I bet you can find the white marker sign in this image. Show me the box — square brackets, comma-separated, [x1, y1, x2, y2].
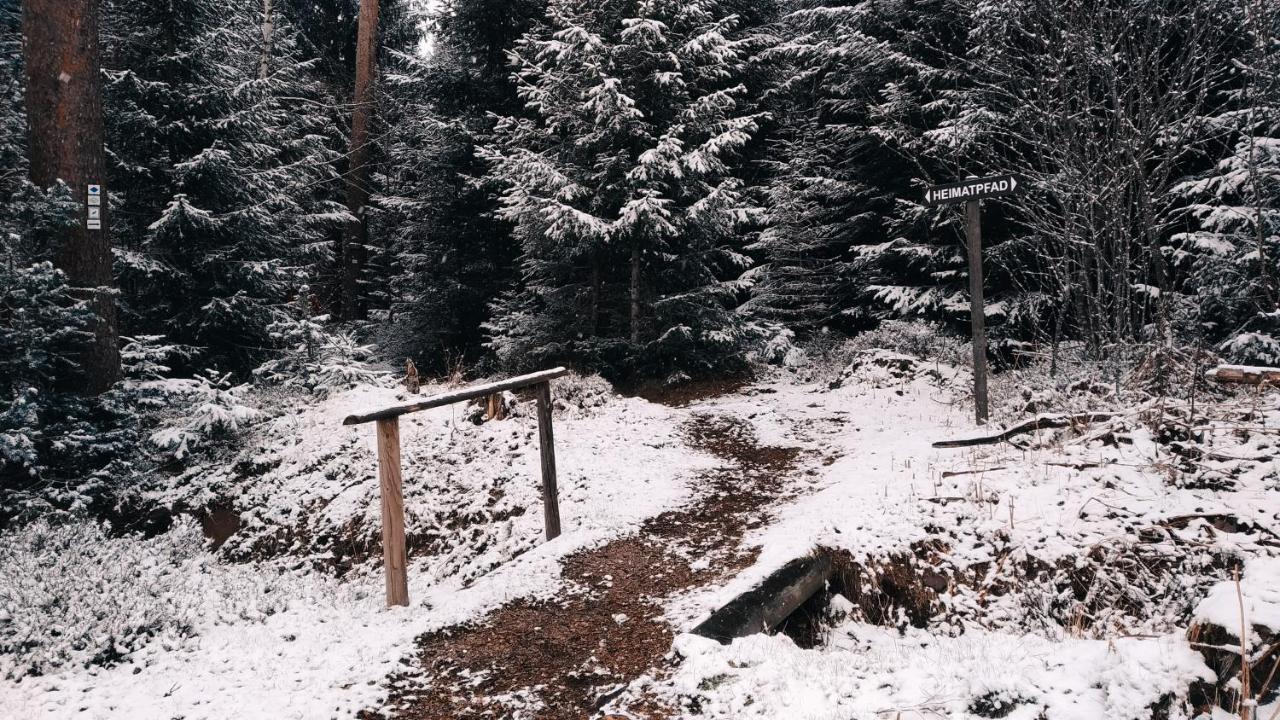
[87, 185, 103, 230]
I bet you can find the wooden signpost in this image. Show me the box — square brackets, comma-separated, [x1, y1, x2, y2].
[924, 174, 1021, 425]
[342, 367, 569, 607]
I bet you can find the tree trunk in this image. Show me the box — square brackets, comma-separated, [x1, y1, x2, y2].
[340, 0, 380, 321]
[22, 0, 121, 394]
[629, 238, 641, 344]
[589, 250, 601, 336]
[259, 0, 275, 81]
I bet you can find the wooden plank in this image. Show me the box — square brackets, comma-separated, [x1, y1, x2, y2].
[376, 418, 409, 607]
[343, 367, 569, 425]
[691, 553, 834, 643]
[965, 198, 990, 425]
[535, 382, 561, 541]
[1206, 365, 1280, 386]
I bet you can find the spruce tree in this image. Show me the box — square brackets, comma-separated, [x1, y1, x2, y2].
[747, 1, 919, 334]
[104, 0, 344, 374]
[377, 0, 544, 368]
[1171, 0, 1280, 364]
[483, 0, 762, 380]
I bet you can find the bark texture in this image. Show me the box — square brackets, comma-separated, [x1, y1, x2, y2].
[22, 0, 121, 393]
[340, 0, 381, 320]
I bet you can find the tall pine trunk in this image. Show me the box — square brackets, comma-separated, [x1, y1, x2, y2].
[259, 0, 274, 81]
[589, 251, 601, 336]
[340, 0, 380, 321]
[22, 0, 121, 393]
[629, 239, 641, 344]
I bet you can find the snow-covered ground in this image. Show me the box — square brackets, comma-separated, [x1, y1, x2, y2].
[3, 355, 1277, 719]
[645, 354, 1280, 719]
[0, 373, 717, 719]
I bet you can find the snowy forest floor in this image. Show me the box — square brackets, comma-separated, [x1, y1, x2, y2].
[2, 348, 1279, 720]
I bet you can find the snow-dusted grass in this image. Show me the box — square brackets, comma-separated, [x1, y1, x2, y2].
[0, 518, 317, 679]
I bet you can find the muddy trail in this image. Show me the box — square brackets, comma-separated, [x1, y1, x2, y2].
[362, 413, 807, 720]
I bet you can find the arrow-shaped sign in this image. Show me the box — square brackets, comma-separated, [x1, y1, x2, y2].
[924, 174, 1019, 207]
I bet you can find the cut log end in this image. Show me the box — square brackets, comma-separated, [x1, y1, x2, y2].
[1206, 365, 1280, 386]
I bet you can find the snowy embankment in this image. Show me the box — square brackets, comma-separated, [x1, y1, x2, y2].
[645, 352, 1280, 719]
[0, 373, 716, 719]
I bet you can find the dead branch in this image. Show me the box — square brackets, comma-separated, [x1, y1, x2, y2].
[932, 413, 1116, 448]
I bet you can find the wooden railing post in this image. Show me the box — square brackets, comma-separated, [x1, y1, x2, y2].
[535, 382, 561, 540]
[376, 418, 409, 607]
[344, 368, 569, 605]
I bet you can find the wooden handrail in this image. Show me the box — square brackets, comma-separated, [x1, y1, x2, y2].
[343, 366, 569, 607]
[342, 367, 569, 425]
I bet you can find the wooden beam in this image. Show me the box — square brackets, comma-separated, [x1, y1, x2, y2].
[1206, 365, 1280, 386]
[691, 553, 834, 643]
[535, 382, 561, 540]
[376, 418, 408, 607]
[343, 367, 569, 425]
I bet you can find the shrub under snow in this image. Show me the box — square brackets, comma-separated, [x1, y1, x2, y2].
[0, 518, 295, 679]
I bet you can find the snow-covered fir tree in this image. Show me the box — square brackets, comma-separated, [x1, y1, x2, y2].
[375, 0, 543, 368]
[1171, 0, 1280, 364]
[103, 0, 345, 375]
[483, 0, 763, 380]
[746, 1, 919, 334]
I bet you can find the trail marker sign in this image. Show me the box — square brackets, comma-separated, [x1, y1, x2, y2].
[86, 185, 103, 230]
[923, 175, 1018, 206]
[924, 174, 1023, 425]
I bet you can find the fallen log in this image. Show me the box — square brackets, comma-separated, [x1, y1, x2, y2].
[691, 553, 834, 643]
[932, 412, 1115, 448]
[1205, 365, 1280, 386]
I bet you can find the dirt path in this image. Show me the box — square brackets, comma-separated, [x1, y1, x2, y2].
[363, 411, 809, 719]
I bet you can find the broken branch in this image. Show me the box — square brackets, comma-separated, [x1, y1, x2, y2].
[932, 413, 1115, 448]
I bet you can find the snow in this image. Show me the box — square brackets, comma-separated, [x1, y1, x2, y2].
[0, 373, 718, 719]
[1194, 557, 1280, 639]
[4, 358, 1278, 718]
[669, 626, 1210, 720]
[644, 357, 1280, 718]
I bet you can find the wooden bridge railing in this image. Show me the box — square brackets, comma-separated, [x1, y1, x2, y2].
[343, 367, 569, 607]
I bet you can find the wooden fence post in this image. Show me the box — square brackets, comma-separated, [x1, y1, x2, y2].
[376, 418, 409, 607]
[535, 382, 561, 540]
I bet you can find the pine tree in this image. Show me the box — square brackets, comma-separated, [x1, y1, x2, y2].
[104, 0, 344, 374]
[376, 0, 544, 368]
[746, 1, 921, 334]
[1171, 0, 1280, 364]
[483, 0, 763, 380]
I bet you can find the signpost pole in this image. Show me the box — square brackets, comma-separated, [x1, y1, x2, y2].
[964, 199, 989, 424]
[923, 172, 1015, 425]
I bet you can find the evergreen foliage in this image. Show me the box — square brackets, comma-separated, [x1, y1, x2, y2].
[1171, 0, 1280, 364]
[482, 0, 764, 380]
[103, 0, 345, 375]
[373, 0, 544, 370]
